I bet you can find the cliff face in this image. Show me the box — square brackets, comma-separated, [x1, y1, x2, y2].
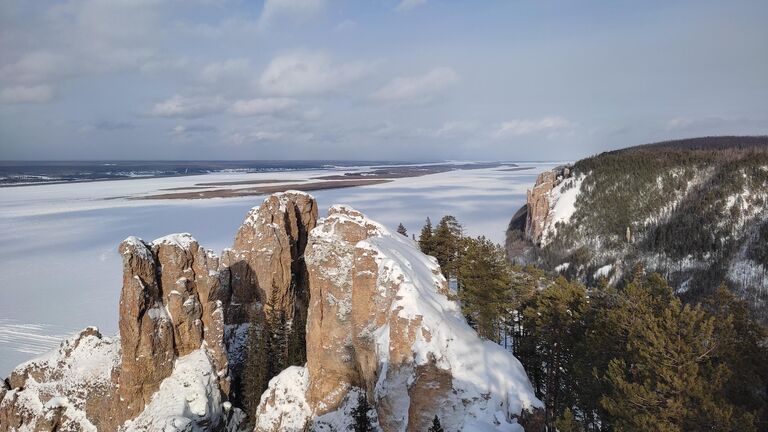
[506, 138, 768, 320]
[224, 191, 317, 324]
[524, 167, 572, 245]
[1, 192, 541, 432]
[257, 205, 541, 432]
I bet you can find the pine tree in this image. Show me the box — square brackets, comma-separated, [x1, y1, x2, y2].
[242, 314, 272, 418]
[600, 278, 738, 431]
[418, 218, 434, 255]
[554, 408, 579, 432]
[396, 223, 408, 236]
[427, 415, 444, 432]
[522, 277, 588, 428]
[351, 392, 373, 432]
[431, 215, 463, 278]
[287, 305, 307, 366]
[272, 310, 288, 373]
[457, 236, 513, 341]
[704, 284, 768, 429]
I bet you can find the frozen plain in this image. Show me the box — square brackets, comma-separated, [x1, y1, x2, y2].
[0, 163, 556, 374]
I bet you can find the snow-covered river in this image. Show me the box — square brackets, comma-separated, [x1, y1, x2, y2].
[0, 163, 554, 375]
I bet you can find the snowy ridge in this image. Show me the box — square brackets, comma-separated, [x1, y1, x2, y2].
[151, 233, 197, 250]
[361, 225, 541, 428]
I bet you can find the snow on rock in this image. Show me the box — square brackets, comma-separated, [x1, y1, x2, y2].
[254, 366, 312, 432]
[152, 232, 198, 250]
[257, 204, 542, 432]
[593, 264, 613, 279]
[121, 349, 230, 432]
[541, 174, 584, 245]
[0, 327, 117, 431]
[312, 387, 380, 432]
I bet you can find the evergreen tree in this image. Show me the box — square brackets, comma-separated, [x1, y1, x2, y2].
[600, 279, 738, 431]
[267, 289, 288, 373]
[431, 215, 463, 278]
[242, 314, 272, 418]
[418, 217, 434, 255]
[704, 284, 768, 429]
[396, 223, 408, 236]
[427, 415, 444, 432]
[522, 277, 588, 429]
[457, 236, 513, 341]
[351, 392, 373, 432]
[554, 408, 579, 432]
[287, 305, 307, 366]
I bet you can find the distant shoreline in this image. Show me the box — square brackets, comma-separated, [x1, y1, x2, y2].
[129, 162, 517, 200]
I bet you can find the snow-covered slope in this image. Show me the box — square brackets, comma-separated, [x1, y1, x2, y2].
[540, 174, 584, 245]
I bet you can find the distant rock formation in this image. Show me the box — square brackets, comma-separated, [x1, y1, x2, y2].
[524, 166, 572, 245]
[257, 205, 542, 432]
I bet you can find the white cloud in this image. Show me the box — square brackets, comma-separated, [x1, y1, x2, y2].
[225, 130, 285, 146]
[171, 124, 217, 135]
[396, 0, 427, 12]
[229, 98, 298, 116]
[371, 67, 459, 104]
[430, 120, 479, 137]
[0, 52, 68, 84]
[200, 58, 251, 84]
[1, 85, 54, 104]
[494, 116, 574, 137]
[258, 0, 326, 29]
[149, 94, 226, 118]
[259, 52, 374, 96]
[334, 19, 357, 32]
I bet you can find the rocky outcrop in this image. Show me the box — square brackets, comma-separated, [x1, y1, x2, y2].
[0, 192, 318, 432]
[525, 166, 572, 245]
[222, 191, 318, 324]
[257, 205, 542, 432]
[525, 171, 557, 243]
[116, 233, 229, 425]
[0, 327, 119, 431]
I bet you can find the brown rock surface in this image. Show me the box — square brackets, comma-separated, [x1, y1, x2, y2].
[525, 170, 556, 244]
[224, 191, 318, 322]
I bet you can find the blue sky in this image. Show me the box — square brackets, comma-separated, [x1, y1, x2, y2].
[0, 0, 766, 161]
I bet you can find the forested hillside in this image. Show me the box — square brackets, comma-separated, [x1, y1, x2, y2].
[418, 213, 768, 431]
[507, 136, 768, 320]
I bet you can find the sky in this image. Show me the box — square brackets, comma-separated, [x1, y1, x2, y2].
[0, 0, 766, 161]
